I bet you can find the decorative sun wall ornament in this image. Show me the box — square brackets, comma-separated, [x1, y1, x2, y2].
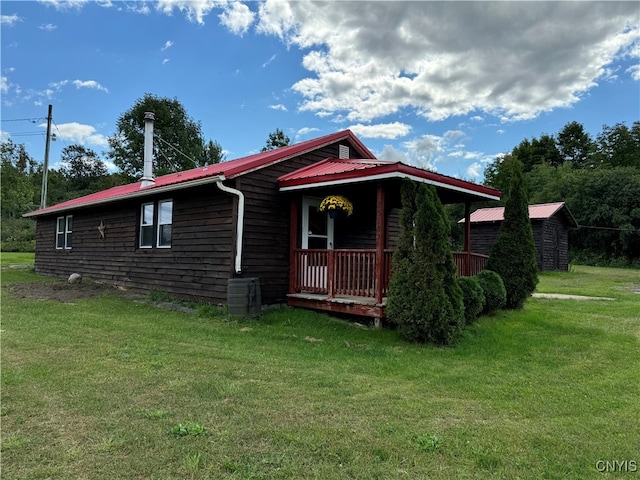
[97, 220, 106, 240]
[319, 195, 353, 217]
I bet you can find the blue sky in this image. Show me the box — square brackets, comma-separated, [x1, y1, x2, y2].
[1, 1, 638, 181]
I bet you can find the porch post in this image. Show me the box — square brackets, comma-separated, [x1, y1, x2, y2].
[288, 197, 298, 294]
[463, 200, 471, 277]
[375, 183, 385, 305]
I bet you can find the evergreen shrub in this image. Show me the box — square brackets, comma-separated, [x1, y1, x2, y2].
[476, 270, 506, 314]
[386, 180, 465, 345]
[457, 276, 485, 324]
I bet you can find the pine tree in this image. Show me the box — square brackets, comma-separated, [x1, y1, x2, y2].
[387, 180, 464, 344]
[485, 155, 538, 309]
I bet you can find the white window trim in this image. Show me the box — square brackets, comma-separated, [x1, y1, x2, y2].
[56, 215, 72, 250]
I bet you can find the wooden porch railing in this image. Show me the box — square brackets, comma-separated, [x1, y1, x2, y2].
[292, 249, 488, 300]
[452, 251, 489, 277]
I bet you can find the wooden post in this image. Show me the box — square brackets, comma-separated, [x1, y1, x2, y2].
[463, 201, 471, 277]
[375, 183, 385, 305]
[288, 197, 298, 294]
[327, 250, 335, 298]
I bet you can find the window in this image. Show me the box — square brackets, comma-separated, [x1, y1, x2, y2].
[157, 199, 173, 248]
[56, 215, 73, 249]
[139, 199, 173, 248]
[140, 203, 155, 248]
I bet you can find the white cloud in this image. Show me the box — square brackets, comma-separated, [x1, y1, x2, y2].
[348, 122, 411, 139]
[296, 127, 319, 137]
[44, 122, 108, 147]
[155, 0, 220, 25]
[242, 1, 639, 124]
[269, 104, 287, 111]
[38, 0, 89, 10]
[466, 162, 482, 179]
[72, 80, 108, 92]
[1, 14, 22, 26]
[1, 76, 9, 94]
[219, 1, 254, 35]
[39, 23, 57, 31]
[162, 58, 170, 65]
[161, 40, 174, 51]
[262, 54, 276, 68]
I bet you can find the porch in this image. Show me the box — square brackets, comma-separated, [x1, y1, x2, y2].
[287, 248, 489, 320]
[278, 157, 501, 322]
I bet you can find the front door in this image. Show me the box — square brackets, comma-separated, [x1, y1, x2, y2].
[301, 197, 334, 290]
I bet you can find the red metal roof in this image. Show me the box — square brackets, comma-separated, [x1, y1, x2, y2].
[25, 130, 375, 217]
[461, 202, 577, 226]
[278, 158, 501, 201]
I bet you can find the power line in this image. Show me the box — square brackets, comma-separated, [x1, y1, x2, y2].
[577, 224, 640, 233]
[1, 117, 46, 123]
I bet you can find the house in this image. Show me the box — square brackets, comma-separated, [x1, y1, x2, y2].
[25, 120, 501, 321]
[459, 202, 577, 271]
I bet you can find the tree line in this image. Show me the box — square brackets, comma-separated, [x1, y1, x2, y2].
[481, 120, 640, 266]
[1, 94, 290, 251]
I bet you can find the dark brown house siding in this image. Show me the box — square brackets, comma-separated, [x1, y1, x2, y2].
[238, 142, 361, 304]
[35, 186, 235, 303]
[468, 215, 571, 271]
[34, 139, 366, 306]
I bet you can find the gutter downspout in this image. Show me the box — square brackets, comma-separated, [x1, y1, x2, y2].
[215, 176, 244, 274]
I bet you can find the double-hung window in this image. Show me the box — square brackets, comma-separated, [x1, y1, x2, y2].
[157, 200, 173, 248]
[139, 199, 173, 248]
[56, 215, 73, 249]
[140, 203, 155, 248]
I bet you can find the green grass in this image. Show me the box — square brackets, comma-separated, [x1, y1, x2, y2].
[1, 251, 34, 266]
[1, 265, 639, 479]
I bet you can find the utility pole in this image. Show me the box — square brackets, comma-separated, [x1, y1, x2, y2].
[40, 104, 53, 209]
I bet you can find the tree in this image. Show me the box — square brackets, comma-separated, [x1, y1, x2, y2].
[261, 128, 290, 152]
[59, 145, 109, 192]
[485, 155, 538, 309]
[557, 121, 595, 168]
[595, 122, 640, 168]
[512, 135, 562, 172]
[108, 93, 222, 179]
[203, 139, 226, 164]
[387, 179, 465, 344]
[1, 140, 37, 218]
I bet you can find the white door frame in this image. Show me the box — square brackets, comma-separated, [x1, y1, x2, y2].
[301, 196, 334, 249]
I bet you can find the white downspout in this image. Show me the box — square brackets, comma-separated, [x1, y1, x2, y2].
[215, 177, 244, 274]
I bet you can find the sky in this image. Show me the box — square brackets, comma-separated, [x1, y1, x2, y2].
[1, 0, 639, 182]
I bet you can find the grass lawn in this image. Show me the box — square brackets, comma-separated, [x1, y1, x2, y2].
[1, 264, 639, 479]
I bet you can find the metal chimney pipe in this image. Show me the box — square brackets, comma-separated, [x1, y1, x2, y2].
[141, 112, 155, 187]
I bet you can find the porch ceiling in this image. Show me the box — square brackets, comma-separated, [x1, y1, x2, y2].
[277, 158, 501, 202]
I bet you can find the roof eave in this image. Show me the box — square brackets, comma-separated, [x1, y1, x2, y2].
[280, 170, 501, 201]
[23, 174, 225, 218]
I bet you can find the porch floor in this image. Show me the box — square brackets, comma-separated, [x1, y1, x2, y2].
[287, 293, 387, 319]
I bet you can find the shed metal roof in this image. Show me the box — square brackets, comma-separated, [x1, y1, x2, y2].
[460, 202, 577, 227]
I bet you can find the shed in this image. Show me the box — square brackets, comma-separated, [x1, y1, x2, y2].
[459, 202, 577, 271]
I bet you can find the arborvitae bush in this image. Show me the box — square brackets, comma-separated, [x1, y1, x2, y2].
[476, 270, 506, 314]
[457, 276, 485, 324]
[485, 155, 539, 309]
[387, 180, 464, 345]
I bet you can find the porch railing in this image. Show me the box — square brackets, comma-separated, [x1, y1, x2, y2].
[452, 251, 489, 277]
[292, 249, 488, 300]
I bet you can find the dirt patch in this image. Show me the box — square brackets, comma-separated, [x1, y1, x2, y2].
[6, 281, 139, 303]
